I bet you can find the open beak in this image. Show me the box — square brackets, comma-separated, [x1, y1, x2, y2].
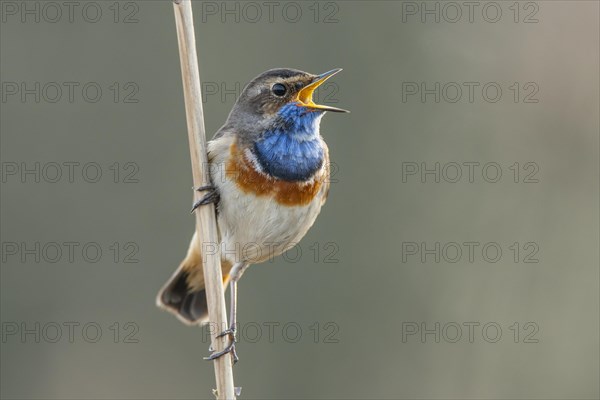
[295, 68, 350, 113]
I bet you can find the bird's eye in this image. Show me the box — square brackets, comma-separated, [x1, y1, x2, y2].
[272, 83, 287, 97]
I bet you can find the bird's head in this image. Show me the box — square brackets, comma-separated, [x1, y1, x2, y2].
[226, 68, 348, 142]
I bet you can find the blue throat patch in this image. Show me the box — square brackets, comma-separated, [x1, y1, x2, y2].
[253, 103, 325, 181]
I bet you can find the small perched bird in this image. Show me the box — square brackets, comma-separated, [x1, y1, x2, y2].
[157, 68, 348, 361]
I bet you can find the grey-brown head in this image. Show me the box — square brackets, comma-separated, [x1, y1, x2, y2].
[222, 68, 348, 141]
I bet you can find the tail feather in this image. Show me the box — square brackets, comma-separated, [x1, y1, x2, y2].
[157, 232, 231, 326]
[158, 269, 209, 325]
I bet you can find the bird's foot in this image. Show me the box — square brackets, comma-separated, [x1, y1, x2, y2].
[195, 184, 215, 192]
[191, 185, 220, 213]
[204, 325, 238, 364]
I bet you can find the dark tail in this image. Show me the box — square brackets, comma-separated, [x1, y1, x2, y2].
[157, 269, 209, 325]
[157, 232, 231, 326]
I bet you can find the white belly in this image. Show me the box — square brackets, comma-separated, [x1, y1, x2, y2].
[215, 176, 324, 265]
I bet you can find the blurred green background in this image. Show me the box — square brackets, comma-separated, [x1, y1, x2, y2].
[1, 1, 598, 399]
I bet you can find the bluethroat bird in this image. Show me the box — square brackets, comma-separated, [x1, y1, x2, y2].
[157, 68, 348, 361]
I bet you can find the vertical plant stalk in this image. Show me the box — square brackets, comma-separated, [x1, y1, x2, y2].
[172, 1, 236, 398]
